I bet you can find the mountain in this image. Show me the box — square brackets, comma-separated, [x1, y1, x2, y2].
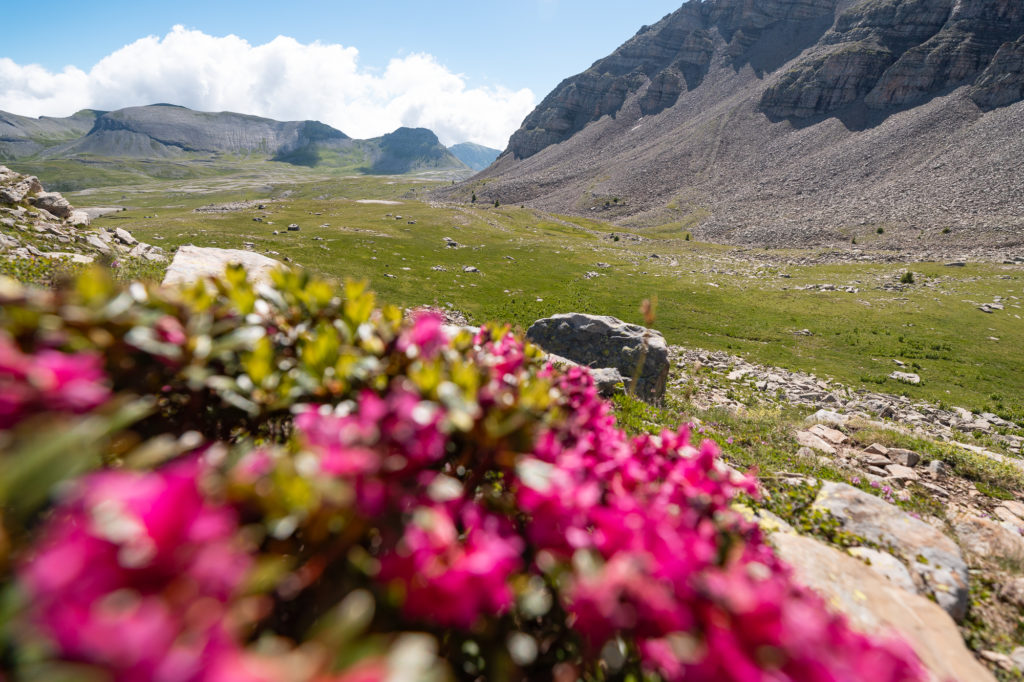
[448, 142, 501, 171]
[364, 127, 468, 174]
[0, 104, 471, 188]
[445, 0, 1024, 248]
[0, 109, 103, 160]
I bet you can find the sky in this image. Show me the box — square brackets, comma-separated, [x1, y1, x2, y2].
[0, 0, 683, 149]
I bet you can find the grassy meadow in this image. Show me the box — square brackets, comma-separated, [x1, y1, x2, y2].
[70, 168, 1024, 422]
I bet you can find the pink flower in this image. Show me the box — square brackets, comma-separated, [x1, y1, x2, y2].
[20, 458, 252, 682]
[379, 501, 523, 629]
[155, 315, 188, 346]
[0, 334, 110, 429]
[398, 311, 446, 360]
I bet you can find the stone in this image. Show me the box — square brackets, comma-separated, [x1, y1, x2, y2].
[1012, 647, 1024, 672]
[813, 482, 969, 621]
[1001, 500, 1024, 520]
[889, 371, 921, 385]
[462, 266, 480, 273]
[590, 367, 627, 397]
[795, 430, 836, 455]
[808, 423, 847, 445]
[927, 460, 949, 477]
[858, 452, 893, 467]
[804, 409, 849, 427]
[30, 191, 72, 219]
[162, 245, 284, 288]
[864, 443, 889, 456]
[67, 209, 91, 226]
[953, 512, 1024, 566]
[885, 463, 920, 482]
[888, 448, 921, 467]
[84, 234, 113, 255]
[114, 228, 138, 246]
[994, 506, 1024, 529]
[770, 532, 996, 682]
[526, 313, 669, 401]
[847, 546, 918, 594]
[288, 223, 300, 231]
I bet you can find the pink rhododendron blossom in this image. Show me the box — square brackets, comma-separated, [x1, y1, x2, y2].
[379, 501, 523, 628]
[0, 334, 110, 429]
[20, 459, 253, 682]
[397, 311, 446, 360]
[296, 385, 446, 480]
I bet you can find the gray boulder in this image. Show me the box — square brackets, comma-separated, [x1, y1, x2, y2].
[814, 482, 969, 621]
[162, 245, 284, 287]
[30, 191, 72, 218]
[526, 313, 669, 400]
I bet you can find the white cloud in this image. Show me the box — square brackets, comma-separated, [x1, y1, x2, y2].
[0, 25, 535, 149]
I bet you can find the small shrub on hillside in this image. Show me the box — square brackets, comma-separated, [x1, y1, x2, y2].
[0, 268, 928, 681]
[900, 271, 915, 285]
[877, 227, 885, 234]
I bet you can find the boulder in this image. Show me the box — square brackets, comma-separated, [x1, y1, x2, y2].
[953, 512, 1024, 566]
[162, 245, 284, 288]
[771, 532, 996, 682]
[30, 191, 72, 219]
[67, 209, 91, 226]
[526, 313, 669, 400]
[111, 227, 137, 246]
[813, 482, 969, 621]
[795, 430, 836, 455]
[546, 353, 627, 397]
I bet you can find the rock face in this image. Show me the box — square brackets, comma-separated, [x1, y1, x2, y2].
[448, 0, 1024, 247]
[506, 0, 837, 160]
[526, 313, 669, 400]
[762, 0, 1024, 117]
[813, 482, 969, 621]
[972, 35, 1024, 109]
[162, 245, 284, 287]
[771, 532, 997, 682]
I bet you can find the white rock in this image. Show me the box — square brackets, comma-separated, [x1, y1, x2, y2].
[162, 245, 285, 287]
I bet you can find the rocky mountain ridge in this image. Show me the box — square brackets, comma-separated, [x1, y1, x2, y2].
[0, 105, 479, 179]
[444, 0, 1024, 249]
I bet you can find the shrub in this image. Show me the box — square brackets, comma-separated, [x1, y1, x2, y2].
[877, 227, 885, 234]
[900, 271, 914, 285]
[0, 268, 927, 681]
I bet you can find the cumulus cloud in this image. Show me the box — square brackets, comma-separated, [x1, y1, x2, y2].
[0, 25, 535, 149]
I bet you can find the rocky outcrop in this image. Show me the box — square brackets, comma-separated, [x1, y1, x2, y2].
[971, 35, 1024, 109]
[761, 0, 1024, 117]
[162, 246, 284, 287]
[0, 164, 163, 265]
[526, 313, 669, 400]
[770, 532, 997, 682]
[813, 482, 969, 620]
[505, 0, 837, 159]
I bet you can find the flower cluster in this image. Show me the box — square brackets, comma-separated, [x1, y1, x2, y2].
[0, 333, 110, 429]
[20, 458, 254, 682]
[0, 269, 929, 682]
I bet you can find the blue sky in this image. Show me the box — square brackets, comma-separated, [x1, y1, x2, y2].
[0, 0, 683, 148]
